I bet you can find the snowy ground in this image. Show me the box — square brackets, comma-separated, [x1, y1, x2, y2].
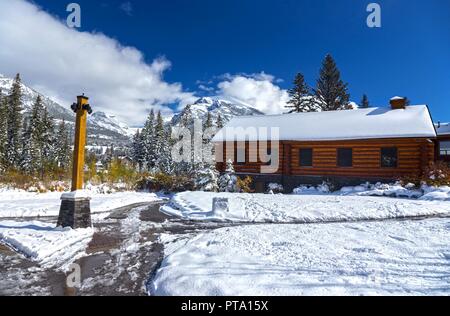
[0, 220, 93, 270]
[161, 191, 450, 223]
[294, 182, 450, 201]
[0, 188, 161, 272]
[152, 218, 450, 296]
[0, 189, 160, 218]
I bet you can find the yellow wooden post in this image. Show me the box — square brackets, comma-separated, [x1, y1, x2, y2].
[71, 95, 89, 191]
[58, 95, 93, 228]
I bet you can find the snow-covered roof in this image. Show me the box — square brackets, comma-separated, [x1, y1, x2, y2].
[390, 96, 405, 101]
[435, 122, 450, 136]
[212, 105, 437, 142]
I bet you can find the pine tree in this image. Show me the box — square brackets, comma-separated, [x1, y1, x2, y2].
[180, 104, 193, 127]
[55, 119, 71, 169]
[360, 94, 369, 108]
[141, 109, 155, 171]
[5, 73, 23, 168]
[0, 90, 8, 170]
[19, 119, 33, 173]
[285, 73, 316, 113]
[131, 130, 145, 171]
[218, 159, 238, 192]
[40, 106, 56, 175]
[204, 112, 213, 130]
[195, 163, 219, 192]
[155, 111, 164, 150]
[157, 127, 174, 174]
[314, 54, 350, 111]
[216, 114, 224, 129]
[28, 96, 45, 173]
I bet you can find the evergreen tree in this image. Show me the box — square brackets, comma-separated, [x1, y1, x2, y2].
[314, 54, 350, 111]
[55, 119, 71, 169]
[5, 73, 23, 168]
[141, 109, 155, 170]
[204, 112, 213, 131]
[195, 163, 219, 192]
[19, 119, 33, 173]
[285, 73, 316, 113]
[218, 160, 238, 192]
[154, 111, 165, 153]
[360, 94, 369, 108]
[180, 104, 192, 127]
[216, 114, 224, 129]
[157, 126, 174, 174]
[131, 130, 145, 171]
[0, 90, 8, 170]
[28, 95, 45, 173]
[40, 106, 56, 175]
[173, 108, 194, 177]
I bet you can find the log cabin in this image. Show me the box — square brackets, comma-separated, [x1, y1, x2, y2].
[212, 97, 438, 192]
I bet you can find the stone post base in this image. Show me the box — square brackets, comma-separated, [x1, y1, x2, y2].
[57, 191, 92, 229]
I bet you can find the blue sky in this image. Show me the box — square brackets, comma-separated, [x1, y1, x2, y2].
[2, 0, 450, 124]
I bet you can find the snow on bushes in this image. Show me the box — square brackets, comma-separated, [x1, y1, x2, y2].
[292, 181, 450, 201]
[218, 160, 238, 192]
[293, 182, 330, 195]
[267, 183, 284, 194]
[195, 164, 219, 192]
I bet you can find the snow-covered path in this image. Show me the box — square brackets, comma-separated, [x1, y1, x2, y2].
[161, 191, 450, 223]
[0, 190, 160, 218]
[152, 218, 450, 296]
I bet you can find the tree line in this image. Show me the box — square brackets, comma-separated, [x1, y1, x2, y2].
[131, 108, 225, 191]
[0, 74, 71, 178]
[285, 54, 370, 113]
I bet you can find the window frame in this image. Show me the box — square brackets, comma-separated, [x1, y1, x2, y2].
[299, 148, 313, 167]
[235, 142, 247, 165]
[439, 141, 450, 157]
[337, 148, 353, 168]
[380, 147, 398, 168]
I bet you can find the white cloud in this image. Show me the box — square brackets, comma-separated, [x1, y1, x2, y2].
[217, 73, 289, 114]
[119, 2, 133, 16]
[0, 0, 196, 126]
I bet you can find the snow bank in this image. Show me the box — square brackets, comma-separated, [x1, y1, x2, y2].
[0, 220, 93, 269]
[161, 191, 450, 223]
[291, 182, 450, 201]
[0, 189, 160, 218]
[152, 218, 450, 296]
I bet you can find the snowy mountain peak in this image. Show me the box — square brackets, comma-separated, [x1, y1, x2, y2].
[0, 74, 133, 145]
[89, 111, 135, 137]
[171, 96, 263, 127]
[194, 97, 214, 105]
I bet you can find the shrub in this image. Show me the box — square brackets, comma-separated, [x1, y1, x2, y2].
[237, 176, 253, 193]
[135, 173, 195, 193]
[267, 183, 284, 194]
[421, 161, 450, 186]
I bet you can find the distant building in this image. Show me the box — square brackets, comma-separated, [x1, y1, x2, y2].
[435, 122, 450, 162]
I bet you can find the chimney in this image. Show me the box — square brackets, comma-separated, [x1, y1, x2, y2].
[390, 96, 407, 110]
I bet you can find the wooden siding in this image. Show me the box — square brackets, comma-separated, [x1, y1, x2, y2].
[216, 138, 435, 179]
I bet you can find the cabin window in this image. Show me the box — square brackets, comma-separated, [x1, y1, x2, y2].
[299, 148, 313, 167]
[381, 147, 398, 168]
[264, 148, 272, 165]
[337, 148, 353, 167]
[236, 142, 246, 165]
[439, 141, 450, 156]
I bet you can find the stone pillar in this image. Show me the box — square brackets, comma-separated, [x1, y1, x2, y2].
[57, 191, 92, 229]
